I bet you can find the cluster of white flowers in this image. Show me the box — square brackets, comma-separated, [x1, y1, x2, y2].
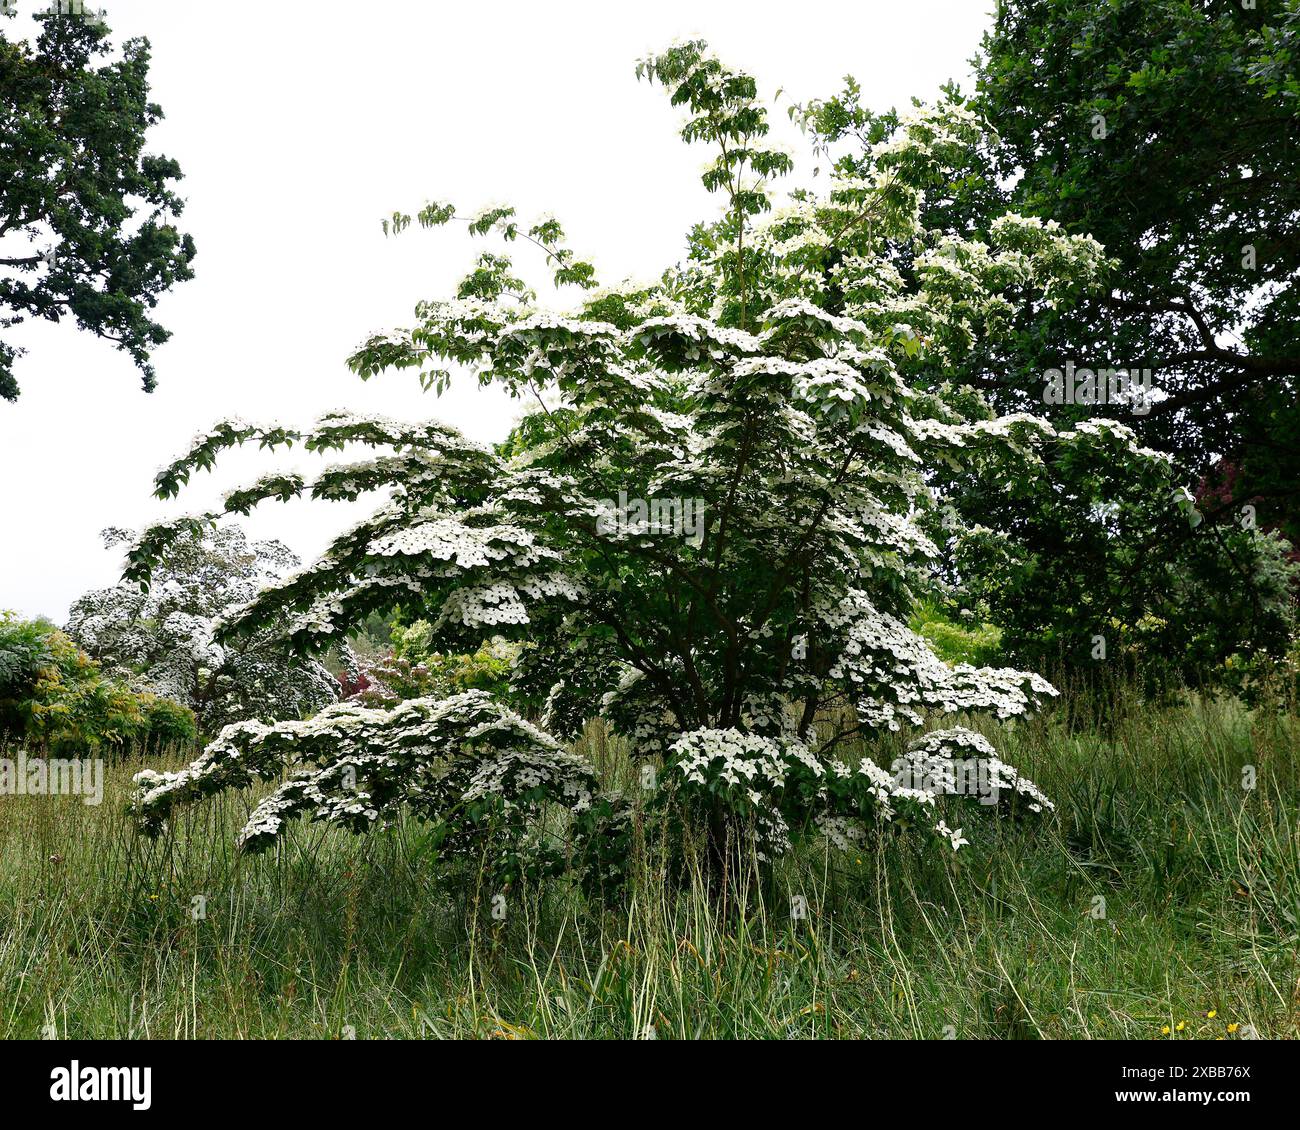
[134, 691, 598, 864]
[933, 820, 969, 851]
[461, 746, 595, 813]
[68, 525, 343, 734]
[372, 518, 538, 568]
[891, 726, 1054, 816]
[819, 589, 1058, 731]
[673, 728, 823, 792]
[669, 728, 817, 860]
[634, 312, 762, 357]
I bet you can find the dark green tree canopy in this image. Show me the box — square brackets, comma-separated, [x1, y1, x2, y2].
[974, 0, 1300, 534]
[0, 6, 195, 400]
[785, 5, 1300, 681]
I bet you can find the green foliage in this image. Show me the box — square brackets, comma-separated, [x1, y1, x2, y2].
[0, 6, 196, 400]
[0, 692, 1296, 1038]
[141, 694, 200, 750]
[973, 0, 1300, 540]
[350, 626, 516, 706]
[910, 601, 1003, 667]
[0, 610, 54, 691]
[1213, 640, 1300, 710]
[68, 525, 345, 738]
[790, 6, 1300, 688]
[926, 417, 1300, 687]
[393, 623, 515, 695]
[0, 611, 195, 756]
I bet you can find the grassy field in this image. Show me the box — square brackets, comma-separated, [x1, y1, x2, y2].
[2, 691, 1297, 1039]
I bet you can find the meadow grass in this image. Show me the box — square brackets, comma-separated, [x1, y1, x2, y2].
[1, 691, 1296, 1039]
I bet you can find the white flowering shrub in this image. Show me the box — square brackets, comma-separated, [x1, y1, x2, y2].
[125, 42, 1165, 885]
[133, 690, 594, 880]
[68, 526, 345, 736]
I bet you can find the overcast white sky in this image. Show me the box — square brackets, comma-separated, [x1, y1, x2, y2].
[0, 0, 994, 620]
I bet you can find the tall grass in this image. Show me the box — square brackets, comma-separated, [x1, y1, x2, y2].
[1, 691, 1296, 1039]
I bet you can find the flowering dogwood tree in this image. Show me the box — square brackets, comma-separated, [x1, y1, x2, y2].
[68, 525, 344, 735]
[126, 42, 1167, 883]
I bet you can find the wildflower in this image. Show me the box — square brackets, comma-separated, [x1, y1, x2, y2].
[934, 820, 969, 851]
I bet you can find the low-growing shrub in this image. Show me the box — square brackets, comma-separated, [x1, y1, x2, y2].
[910, 601, 1004, 667]
[0, 612, 196, 757]
[341, 623, 516, 706]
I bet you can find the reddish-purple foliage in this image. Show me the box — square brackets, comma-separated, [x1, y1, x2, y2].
[337, 668, 371, 699]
